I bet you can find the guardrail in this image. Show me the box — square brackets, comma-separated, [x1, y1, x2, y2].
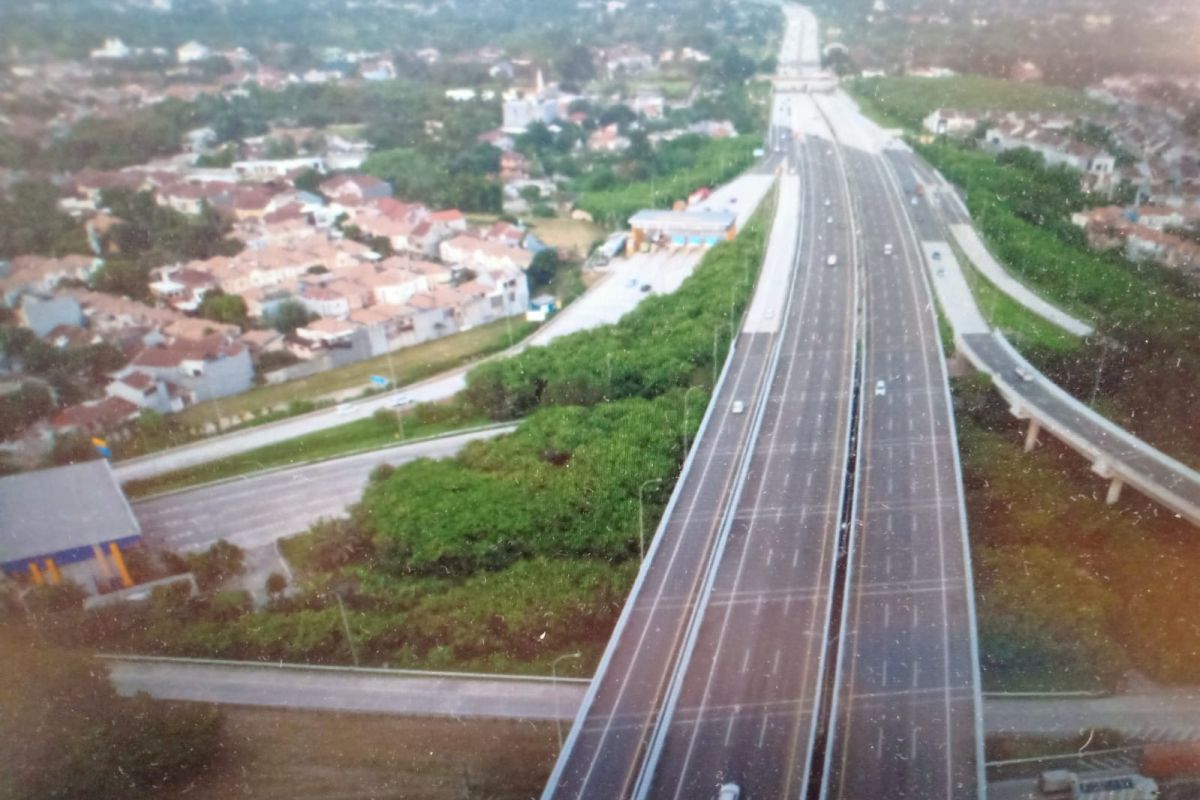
[99, 653, 591, 684]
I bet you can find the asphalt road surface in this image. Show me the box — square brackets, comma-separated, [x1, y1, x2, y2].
[133, 426, 514, 552]
[818, 125, 982, 798]
[634, 115, 856, 800]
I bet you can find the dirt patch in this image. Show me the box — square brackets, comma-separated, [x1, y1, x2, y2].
[173, 706, 557, 800]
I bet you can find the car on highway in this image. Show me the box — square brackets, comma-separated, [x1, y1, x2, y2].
[389, 394, 413, 407]
[874, 379, 887, 397]
[826, 254, 838, 266]
[824, 198, 832, 207]
[640, 284, 652, 292]
[717, 783, 741, 800]
[932, 250, 942, 260]
[826, 216, 834, 224]
[336, 402, 353, 415]
[910, 196, 918, 205]
[731, 400, 746, 415]
[1014, 367, 1035, 382]
[883, 243, 893, 256]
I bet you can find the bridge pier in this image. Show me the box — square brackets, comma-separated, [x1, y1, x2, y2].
[1023, 419, 1041, 453]
[1106, 477, 1125, 505]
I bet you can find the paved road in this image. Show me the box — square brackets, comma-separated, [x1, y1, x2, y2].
[105, 654, 1200, 742]
[104, 656, 588, 720]
[816, 94, 984, 799]
[634, 113, 855, 800]
[133, 426, 514, 553]
[543, 34, 803, 800]
[963, 332, 1200, 520]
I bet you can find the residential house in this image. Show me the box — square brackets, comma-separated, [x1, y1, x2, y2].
[127, 335, 253, 402]
[148, 267, 218, 312]
[319, 173, 393, 206]
[232, 157, 326, 181]
[921, 108, 981, 137]
[439, 235, 533, 272]
[18, 294, 84, 337]
[500, 150, 531, 181]
[105, 370, 185, 415]
[176, 41, 212, 64]
[238, 328, 285, 355]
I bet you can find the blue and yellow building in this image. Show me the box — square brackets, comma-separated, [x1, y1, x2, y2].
[0, 460, 141, 595]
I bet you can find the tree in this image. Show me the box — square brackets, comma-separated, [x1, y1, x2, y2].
[266, 572, 288, 597]
[0, 384, 53, 441]
[527, 250, 560, 289]
[186, 539, 246, 591]
[555, 44, 596, 88]
[268, 299, 316, 333]
[198, 289, 249, 328]
[293, 167, 324, 194]
[264, 136, 298, 159]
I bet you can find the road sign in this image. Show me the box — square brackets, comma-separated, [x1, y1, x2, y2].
[370, 375, 389, 387]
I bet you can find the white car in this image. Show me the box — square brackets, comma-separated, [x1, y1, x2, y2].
[883, 243, 893, 256]
[826, 216, 834, 224]
[1014, 367, 1035, 382]
[826, 254, 838, 267]
[731, 400, 746, 415]
[389, 393, 414, 407]
[718, 783, 741, 800]
[910, 196, 918, 205]
[824, 198, 832, 207]
[874, 380, 887, 397]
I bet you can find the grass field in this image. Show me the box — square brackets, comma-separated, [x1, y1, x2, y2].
[529, 217, 607, 258]
[174, 318, 537, 430]
[166, 707, 556, 800]
[953, 246, 1084, 356]
[849, 75, 1106, 131]
[123, 412, 490, 499]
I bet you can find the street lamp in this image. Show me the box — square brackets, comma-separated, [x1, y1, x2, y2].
[681, 385, 704, 454]
[552, 651, 582, 751]
[638, 477, 664, 561]
[333, 588, 360, 667]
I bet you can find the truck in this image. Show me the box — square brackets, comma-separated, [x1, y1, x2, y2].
[1072, 774, 1158, 800]
[1141, 741, 1200, 779]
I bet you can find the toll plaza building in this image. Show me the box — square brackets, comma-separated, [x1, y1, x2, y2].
[627, 209, 737, 254]
[0, 460, 141, 595]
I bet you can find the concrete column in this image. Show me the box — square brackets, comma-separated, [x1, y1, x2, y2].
[1023, 419, 1041, 452]
[1106, 477, 1124, 505]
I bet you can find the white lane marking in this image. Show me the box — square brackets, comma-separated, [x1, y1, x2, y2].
[912, 661, 920, 689]
[772, 648, 782, 676]
[758, 715, 770, 748]
[793, 548, 801, 568]
[724, 716, 737, 747]
[876, 727, 884, 757]
[883, 602, 890, 629]
[882, 659, 889, 687]
[741, 650, 751, 674]
[767, 547, 774, 567]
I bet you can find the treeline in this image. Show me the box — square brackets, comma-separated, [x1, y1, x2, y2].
[917, 140, 1200, 464]
[574, 135, 760, 227]
[29, 200, 771, 671]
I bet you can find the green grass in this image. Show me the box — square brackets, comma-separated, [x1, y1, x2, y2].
[955, 376, 1200, 691]
[848, 75, 1106, 131]
[122, 411, 491, 499]
[175, 318, 538, 430]
[952, 243, 1083, 355]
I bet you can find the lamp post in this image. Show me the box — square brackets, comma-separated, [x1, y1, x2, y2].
[333, 589, 360, 667]
[552, 651, 582, 751]
[638, 477, 663, 561]
[712, 323, 733, 386]
[681, 385, 703, 455]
